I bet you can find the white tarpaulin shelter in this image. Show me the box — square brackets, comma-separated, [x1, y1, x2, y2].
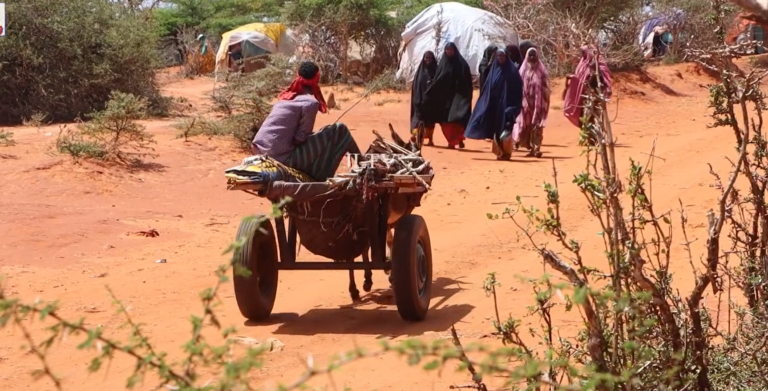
[396, 2, 518, 83]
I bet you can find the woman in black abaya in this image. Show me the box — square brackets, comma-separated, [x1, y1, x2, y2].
[424, 41, 474, 149]
[410, 51, 439, 146]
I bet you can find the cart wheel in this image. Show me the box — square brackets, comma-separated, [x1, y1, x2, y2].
[391, 214, 432, 321]
[233, 216, 279, 321]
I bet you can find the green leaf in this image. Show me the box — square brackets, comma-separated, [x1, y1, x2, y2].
[423, 359, 440, 371]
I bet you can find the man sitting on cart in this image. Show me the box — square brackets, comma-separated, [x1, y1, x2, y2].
[252, 61, 362, 181]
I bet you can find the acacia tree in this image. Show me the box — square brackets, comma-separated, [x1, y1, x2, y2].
[153, 0, 284, 37]
[283, 0, 399, 82]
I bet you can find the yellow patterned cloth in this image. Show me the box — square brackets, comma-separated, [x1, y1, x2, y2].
[411, 125, 435, 142]
[225, 155, 313, 186]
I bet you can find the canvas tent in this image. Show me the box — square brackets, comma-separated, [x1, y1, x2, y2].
[726, 12, 767, 54]
[637, 10, 684, 59]
[396, 2, 518, 83]
[214, 23, 297, 75]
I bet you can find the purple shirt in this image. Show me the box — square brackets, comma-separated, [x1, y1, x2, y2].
[252, 95, 319, 162]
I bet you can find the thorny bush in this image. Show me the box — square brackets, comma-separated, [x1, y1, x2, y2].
[485, 0, 644, 76]
[56, 92, 157, 164]
[471, 40, 768, 390]
[283, 0, 400, 83]
[177, 55, 293, 150]
[0, 0, 166, 125]
[485, 0, 736, 76]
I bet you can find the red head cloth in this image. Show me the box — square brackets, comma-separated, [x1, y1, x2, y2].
[277, 71, 328, 113]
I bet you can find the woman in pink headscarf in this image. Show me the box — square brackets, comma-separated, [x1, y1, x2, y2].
[513, 47, 551, 158]
[562, 45, 612, 146]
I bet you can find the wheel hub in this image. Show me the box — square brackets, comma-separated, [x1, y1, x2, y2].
[416, 240, 427, 296]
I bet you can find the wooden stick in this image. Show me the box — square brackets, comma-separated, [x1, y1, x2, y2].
[333, 94, 367, 123]
[395, 157, 430, 189]
[372, 130, 412, 154]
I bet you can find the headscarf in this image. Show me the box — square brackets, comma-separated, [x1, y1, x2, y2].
[425, 42, 474, 126]
[278, 70, 328, 113]
[478, 44, 498, 89]
[562, 45, 612, 128]
[518, 48, 551, 128]
[465, 49, 523, 140]
[505, 44, 523, 67]
[410, 51, 439, 129]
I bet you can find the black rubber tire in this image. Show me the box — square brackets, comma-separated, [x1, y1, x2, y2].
[391, 214, 433, 321]
[233, 216, 279, 321]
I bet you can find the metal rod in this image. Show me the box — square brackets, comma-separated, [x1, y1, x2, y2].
[277, 262, 391, 271]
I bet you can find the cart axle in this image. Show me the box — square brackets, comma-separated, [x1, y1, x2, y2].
[277, 262, 391, 271]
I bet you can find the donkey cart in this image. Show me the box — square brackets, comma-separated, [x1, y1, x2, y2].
[224, 128, 435, 322]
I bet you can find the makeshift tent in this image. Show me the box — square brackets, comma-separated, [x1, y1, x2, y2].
[727, 12, 767, 54]
[396, 2, 518, 83]
[638, 10, 684, 59]
[214, 23, 297, 75]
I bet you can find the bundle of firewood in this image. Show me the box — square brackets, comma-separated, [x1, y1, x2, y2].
[332, 128, 433, 191]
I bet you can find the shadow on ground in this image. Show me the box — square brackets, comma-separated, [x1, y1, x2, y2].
[246, 277, 474, 338]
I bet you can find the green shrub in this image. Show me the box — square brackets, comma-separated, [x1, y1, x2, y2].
[178, 55, 293, 151]
[56, 92, 156, 163]
[55, 125, 108, 161]
[0, 130, 15, 147]
[0, 0, 163, 125]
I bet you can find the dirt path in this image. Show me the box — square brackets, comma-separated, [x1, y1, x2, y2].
[0, 63, 736, 390]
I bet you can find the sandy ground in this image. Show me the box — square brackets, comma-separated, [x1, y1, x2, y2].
[0, 63, 741, 390]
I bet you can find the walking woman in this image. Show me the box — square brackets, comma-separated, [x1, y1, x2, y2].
[505, 43, 524, 68]
[519, 39, 537, 59]
[424, 42, 473, 149]
[410, 51, 439, 146]
[478, 44, 498, 89]
[513, 47, 551, 158]
[562, 45, 613, 146]
[465, 49, 523, 161]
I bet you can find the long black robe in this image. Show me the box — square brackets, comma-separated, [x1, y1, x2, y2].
[465, 51, 524, 140]
[410, 52, 438, 129]
[478, 44, 498, 90]
[424, 42, 474, 127]
[505, 44, 523, 67]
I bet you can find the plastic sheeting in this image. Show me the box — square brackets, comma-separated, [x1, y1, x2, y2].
[214, 23, 297, 74]
[396, 2, 518, 83]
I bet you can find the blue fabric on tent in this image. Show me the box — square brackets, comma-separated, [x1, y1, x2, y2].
[755, 25, 766, 54]
[640, 10, 685, 43]
[464, 50, 523, 140]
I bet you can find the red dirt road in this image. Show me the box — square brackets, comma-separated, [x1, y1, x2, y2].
[0, 63, 737, 390]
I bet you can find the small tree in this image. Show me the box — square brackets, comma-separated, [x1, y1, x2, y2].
[63, 92, 157, 164]
[283, 0, 400, 82]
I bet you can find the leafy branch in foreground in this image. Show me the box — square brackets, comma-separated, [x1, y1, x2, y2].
[1, 202, 294, 390]
[471, 40, 768, 391]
